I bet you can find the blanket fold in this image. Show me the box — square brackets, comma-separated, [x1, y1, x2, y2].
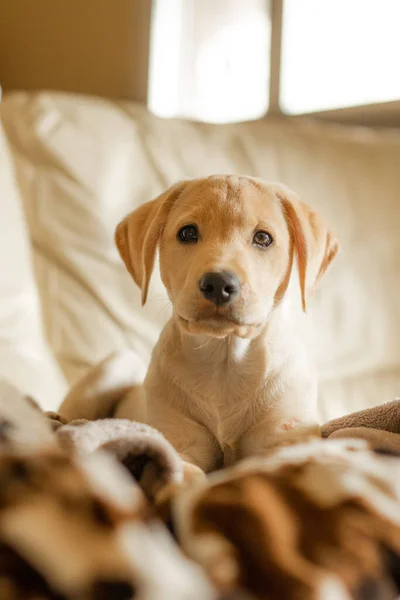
[170, 439, 400, 600]
[3, 367, 400, 599]
[57, 418, 184, 501]
[322, 398, 400, 451]
[0, 380, 216, 600]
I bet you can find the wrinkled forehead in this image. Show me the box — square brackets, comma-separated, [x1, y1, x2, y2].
[167, 177, 286, 233]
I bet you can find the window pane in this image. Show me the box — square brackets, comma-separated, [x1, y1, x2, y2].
[149, 0, 271, 123]
[281, 0, 400, 114]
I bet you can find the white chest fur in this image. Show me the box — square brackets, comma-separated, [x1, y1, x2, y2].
[145, 308, 316, 470]
[161, 322, 288, 445]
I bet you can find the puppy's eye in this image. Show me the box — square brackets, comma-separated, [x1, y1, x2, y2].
[178, 225, 198, 244]
[253, 231, 273, 248]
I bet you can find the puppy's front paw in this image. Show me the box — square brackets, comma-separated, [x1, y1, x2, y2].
[277, 421, 321, 446]
[183, 461, 206, 485]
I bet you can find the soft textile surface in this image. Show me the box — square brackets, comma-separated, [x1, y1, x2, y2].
[0, 380, 55, 451]
[0, 121, 67, 410]
[57, 418, 184, 502]
[2, 378, 400, 598]
[1, 92, 400, 418]
[0, 381, 216, 600]
[170, 439, 400, 600]
[322, 398, 400, 451]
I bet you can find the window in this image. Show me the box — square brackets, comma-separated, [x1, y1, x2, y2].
[281, 0, 400, 114]
[149, 0, 271, 123]
[149, 0, 400, 123]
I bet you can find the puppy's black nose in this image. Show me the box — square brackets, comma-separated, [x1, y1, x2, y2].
[199, 271, 240, 305]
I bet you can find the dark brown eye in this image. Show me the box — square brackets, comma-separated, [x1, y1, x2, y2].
[253, 231, 273, 248]
[178, 225, 198, 243]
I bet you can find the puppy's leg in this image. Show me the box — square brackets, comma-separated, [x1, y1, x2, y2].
[182, 461, 207, 484]
[60, 349, 147, 422]
[114, 385, 146, 422]
[238, 383, 320, 459]
[148, 406, 221, 474]
[238, 416, 320, 459]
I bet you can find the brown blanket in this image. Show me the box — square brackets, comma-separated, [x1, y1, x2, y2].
[169, 439, 400, 599]
[322, 398, 400, 451]
[2, 376, 400, 599]
[0, 381, 216, 600]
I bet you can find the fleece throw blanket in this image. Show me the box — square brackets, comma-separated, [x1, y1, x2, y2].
[322, 398, 400, 451]
[168, 439, 400, 599]
[0, 381, 215, 600]
[1, 364, 400, 599]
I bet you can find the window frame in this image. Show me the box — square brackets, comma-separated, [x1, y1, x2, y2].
[270, 0, 400, 127]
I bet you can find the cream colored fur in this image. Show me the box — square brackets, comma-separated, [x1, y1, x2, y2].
[62, 176, 338, 475]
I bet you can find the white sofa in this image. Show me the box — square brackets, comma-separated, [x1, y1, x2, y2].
[1, 91, 399, 419]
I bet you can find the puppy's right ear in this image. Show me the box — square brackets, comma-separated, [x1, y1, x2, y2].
[115, 181, 187, 305]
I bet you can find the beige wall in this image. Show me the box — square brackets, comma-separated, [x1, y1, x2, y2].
[0, 0, 152, 102]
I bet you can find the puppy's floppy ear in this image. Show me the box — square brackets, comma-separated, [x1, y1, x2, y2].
[115, 181, 187, 305]
[275, 184, 339, 312]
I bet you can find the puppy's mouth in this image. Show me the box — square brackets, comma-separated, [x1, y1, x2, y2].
[177, 313, 262, 339]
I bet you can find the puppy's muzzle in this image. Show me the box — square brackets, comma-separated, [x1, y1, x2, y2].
[199, 271, 240, 306]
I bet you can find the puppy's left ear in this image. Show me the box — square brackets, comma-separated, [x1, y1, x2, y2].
[275, 184, 339, 312]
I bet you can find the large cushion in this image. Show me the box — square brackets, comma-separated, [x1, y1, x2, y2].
[0, 117, 67, 409]
[1, 91, 399, 420]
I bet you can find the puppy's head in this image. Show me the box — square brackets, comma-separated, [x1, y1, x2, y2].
[116, 176, 338, 339]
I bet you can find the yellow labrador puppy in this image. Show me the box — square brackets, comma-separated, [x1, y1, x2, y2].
[115, 175, 338, 474]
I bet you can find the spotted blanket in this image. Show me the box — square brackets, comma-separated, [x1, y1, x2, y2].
[1, 380, 400, 600]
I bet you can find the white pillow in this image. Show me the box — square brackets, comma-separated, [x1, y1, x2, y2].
[0, 117, 67, 409]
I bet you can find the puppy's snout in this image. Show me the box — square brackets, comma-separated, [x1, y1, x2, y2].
[199, 271, 240, 306]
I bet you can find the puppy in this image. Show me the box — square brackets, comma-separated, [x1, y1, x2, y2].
[115, 176, 338, 474]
